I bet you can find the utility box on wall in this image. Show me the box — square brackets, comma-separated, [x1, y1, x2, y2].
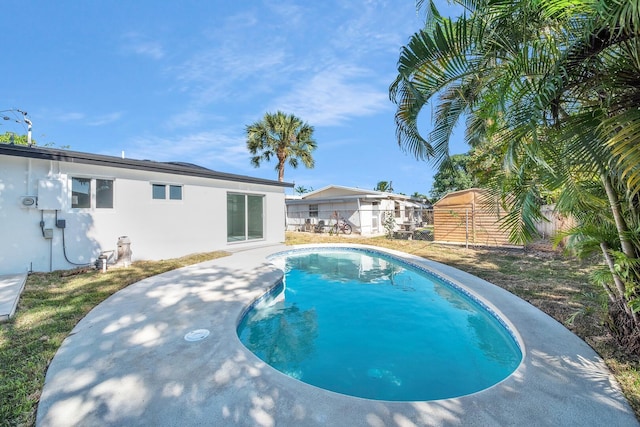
[19, 195, 37, 208]
[37, 179, 64, 210]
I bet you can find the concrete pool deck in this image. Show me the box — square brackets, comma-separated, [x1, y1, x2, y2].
[37, 244, 639, 426]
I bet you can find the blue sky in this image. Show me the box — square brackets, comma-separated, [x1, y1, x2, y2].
[1, 1, 466, 196]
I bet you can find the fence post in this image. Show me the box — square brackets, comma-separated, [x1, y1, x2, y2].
[465, 208, 469, 249]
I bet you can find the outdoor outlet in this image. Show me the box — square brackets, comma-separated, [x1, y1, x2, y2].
[43, 228, 53, 239]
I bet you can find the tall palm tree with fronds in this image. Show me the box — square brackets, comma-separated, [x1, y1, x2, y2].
[390, 0, 640, 350]
[246, 111, 317, 182]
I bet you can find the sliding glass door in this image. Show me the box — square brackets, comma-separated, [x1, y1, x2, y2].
[227, 193, 264, 242]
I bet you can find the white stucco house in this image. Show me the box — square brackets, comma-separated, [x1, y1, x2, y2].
[285, 185, 431, 236]
[0, 143, 293, 275]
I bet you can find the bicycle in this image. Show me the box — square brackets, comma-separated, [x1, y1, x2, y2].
[332, 219, 352, 235]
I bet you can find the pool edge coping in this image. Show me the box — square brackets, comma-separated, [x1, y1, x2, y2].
[36, 243, 640, 427]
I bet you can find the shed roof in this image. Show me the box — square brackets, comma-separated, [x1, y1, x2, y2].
[0, 143, 293, 187]
[433, 188, 490, 207]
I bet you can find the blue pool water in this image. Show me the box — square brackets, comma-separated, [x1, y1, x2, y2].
[237, 249, 522, 401]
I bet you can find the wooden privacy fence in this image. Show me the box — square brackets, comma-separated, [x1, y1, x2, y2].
[433, 205, 513, 247]
[432, 204, 575, 247]
[431, 189, 514, 247]
[536, 204, 576, 239]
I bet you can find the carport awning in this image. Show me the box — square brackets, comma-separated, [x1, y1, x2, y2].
[404, 201, 424, 208]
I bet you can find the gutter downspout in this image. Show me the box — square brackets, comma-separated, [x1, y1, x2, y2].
[27, 158, 32, 193]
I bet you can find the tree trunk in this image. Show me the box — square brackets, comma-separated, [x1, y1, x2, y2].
[599, 173, 639, 343]
[601, 172, 636, 258]
[277, 156, 286, 182]
[277, 149, 286, 182]
[598, 242, 623, 304]
[277, 163, 285, 182]
[607, 301, 640, 356]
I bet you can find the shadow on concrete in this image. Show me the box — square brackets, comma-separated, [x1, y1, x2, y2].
[36, 246, 639, 426]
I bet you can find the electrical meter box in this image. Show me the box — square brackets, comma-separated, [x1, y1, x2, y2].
[37, 179, 64, 210]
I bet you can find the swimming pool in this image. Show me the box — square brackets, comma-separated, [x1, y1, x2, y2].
[237, 248, 522, 401]
[36, 244, 637, 426]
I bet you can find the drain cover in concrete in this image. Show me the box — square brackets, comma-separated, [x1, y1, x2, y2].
[184, 329, 210, 342]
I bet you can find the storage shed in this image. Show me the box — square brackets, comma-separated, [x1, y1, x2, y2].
[433, 188, 514, 247]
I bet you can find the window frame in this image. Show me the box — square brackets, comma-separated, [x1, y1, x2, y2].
[151, 183, 183, 201]
[70, 176, 115, 210]
[96, 179, 114, 208]
[227, 192, 265, 243]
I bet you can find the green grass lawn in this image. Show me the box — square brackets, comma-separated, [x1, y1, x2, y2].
[0, 251, 229, 427]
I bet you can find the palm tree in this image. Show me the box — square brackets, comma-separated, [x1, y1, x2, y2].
[390, 0, 640, 349]
[246, 111, 317, 182]
[294, 185, 312, 195]
[374, 181, 394, 192]
[411, 191, 428, 200]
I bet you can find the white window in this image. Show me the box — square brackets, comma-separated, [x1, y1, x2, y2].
[309, 204, 318, 218]
[71, 177, 114, 209]
[152, 184, 183, 200]
[96, 179, 114, 208]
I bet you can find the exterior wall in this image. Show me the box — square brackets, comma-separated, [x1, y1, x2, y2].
[358, 202, 378, 235]
[285, 203, 308, 231]
[376, 200, 396, 233]
[286, 201, 360, 232]
[286, 198, 405, 236]
[0, 155, 286, 275]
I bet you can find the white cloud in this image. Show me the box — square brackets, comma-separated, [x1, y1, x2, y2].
[264, 0, 306, 27]
[120, 32, 165, 60]
[55, 112, 86, 122]
[165, 0, 415, 127]
[87, 112, 124, 126]
[126, 129, 251, 172]
[164, 109, 220, 130]
[51, 111, 123, 126]
[271, 65, 390, 126]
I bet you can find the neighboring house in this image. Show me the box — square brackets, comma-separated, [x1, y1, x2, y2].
[285, 185, 431, 235]
[0, 144, 292, 275]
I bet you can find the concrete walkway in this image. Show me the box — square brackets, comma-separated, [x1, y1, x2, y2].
[37, 244, 638, 426]
[0, 273, 27, 322]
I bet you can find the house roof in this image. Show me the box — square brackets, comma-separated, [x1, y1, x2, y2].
[287, 184, 431, 206]
[0, 143, 293, 188]
[302, 184, 409, 200]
